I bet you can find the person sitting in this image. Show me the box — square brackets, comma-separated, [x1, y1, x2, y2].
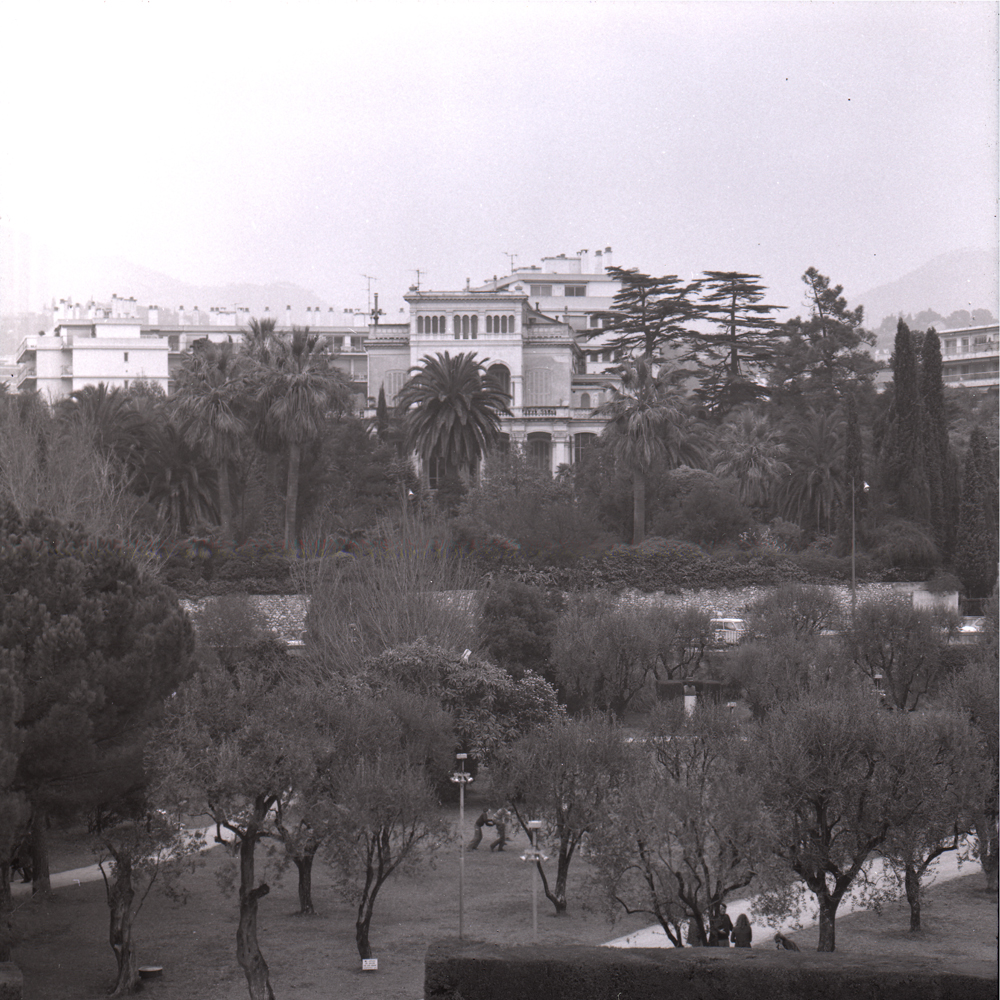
[774, 931, 800, 951]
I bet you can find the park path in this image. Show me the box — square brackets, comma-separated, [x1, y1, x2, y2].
[9, 823, 235, 898]
[602, 848, 973, 948]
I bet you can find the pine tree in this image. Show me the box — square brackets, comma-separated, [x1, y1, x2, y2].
[769, 268, 878, 408]
[692, 271, 784, 413]
[594, 267, 702, 361]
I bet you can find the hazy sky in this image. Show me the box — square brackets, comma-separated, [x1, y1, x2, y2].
[1, 0, 997, 318]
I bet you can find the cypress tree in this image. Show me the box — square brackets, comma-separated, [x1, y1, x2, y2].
[955, 426, 998, 598]
[880, 319, 930, 523]
[919, 329, 948, 552]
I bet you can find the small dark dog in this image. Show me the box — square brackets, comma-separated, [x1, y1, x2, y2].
[774, 932, 800, 951]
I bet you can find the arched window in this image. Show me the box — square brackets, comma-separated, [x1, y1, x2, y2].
[500, 315, 507, 334]
[487, 363, 511, 400]
[454, 316, 461, 339]
[580, 393, 591, 410]
[486, 315, 493, 334]
[470, 315, 478, 338]
[416, 316, 424, 334]
[573, 432, 597, 464]
[527, 432, 552, 473]
[431, 315, 438, 334]
[462, 315, 470, 338]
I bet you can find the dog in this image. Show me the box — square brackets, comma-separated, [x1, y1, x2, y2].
[774, 932, 800, 951]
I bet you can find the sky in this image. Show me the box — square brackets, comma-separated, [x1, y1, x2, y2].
[1, 0, 997, 320]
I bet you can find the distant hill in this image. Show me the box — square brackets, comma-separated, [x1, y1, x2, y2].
[852, 248, 998, 347]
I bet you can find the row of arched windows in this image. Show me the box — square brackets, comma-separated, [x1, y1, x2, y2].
[415, 315, 447, 335]
[485, 314, 516, 334]
[415, 313, 517, 337]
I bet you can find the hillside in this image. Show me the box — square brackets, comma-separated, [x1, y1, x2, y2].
[852, 248, 998, 339]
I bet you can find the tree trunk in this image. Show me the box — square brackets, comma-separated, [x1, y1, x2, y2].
[236, 830, 274, 1000]
[904, 863, 922, 932]
[816, 893, 839, 952]
[108, 864, 138, 995]
[975, 814, 999, 892]
[294, 851, 315, 915]
[218, 457, 233, 544]
[0, 862, 12, 963]
[284, 442, 301, 554]
[632, 468, 646, 546]
[539, 845, 571, 915]
[30, 810, 50, 895]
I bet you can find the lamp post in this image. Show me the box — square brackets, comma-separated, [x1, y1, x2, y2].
[519, 820, 548, 942]
[449, 754, 473, 940]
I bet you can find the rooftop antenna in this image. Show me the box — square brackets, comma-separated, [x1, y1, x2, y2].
[361, 274, 376, 316]
[503, 252, 518, 275]
[412, 269, 425, 291]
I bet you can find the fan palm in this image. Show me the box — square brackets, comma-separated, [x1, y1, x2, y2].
[712, 407, 789, 511]
[173, 341, 245, 542]
[56, 382, 146, 472]
[778, 408, 845, 536]
[594, 357, 708, 545]
[396, 352, 511, 483]
[251, 327, 353, 551]
[138, 420, 218, 536]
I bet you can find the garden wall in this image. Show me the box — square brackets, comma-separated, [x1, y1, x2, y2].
[424, 941, 997, 1000]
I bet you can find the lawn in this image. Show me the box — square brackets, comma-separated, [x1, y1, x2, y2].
[10, 784, 999, 999]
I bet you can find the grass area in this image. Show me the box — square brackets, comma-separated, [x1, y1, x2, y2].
[11, 790, 998, 999]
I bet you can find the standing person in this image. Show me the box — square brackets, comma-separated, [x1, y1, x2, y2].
[489, 807, 510, 852]
[468, 808, 493, 850]
[711, 903, 734, 947]
[732, 913, 752, 948]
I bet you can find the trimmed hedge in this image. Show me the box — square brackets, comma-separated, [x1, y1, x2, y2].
[424, 940, 997, 1000]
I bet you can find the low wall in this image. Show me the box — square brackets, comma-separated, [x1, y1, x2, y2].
[0, 964, 22, 1000]
[424, 941, 997, 1000]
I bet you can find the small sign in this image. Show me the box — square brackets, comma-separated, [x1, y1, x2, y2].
[362, 958, 378, 972]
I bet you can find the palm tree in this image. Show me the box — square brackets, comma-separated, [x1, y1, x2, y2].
[251, 328, 353, 551]
[777, 408, 845, 537]
[712, 406, 789, 511]
[56, 382, 146, 472]
[396, 352, 511, 484]
[137, 420, 218, 536]
[173, 341, 245, 543]
[594, 357, 707, 545]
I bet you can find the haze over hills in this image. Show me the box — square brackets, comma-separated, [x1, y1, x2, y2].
[850, 247, 999, 338]
[2, 240, 997, 358]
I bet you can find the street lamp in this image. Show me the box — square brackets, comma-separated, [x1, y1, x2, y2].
[519, 820, 548, 942]
[449, 754, 474, 939]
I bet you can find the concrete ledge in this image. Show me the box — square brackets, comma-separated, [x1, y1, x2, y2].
[424, 940, 998, 1000]
[0, 963, 22, 1000]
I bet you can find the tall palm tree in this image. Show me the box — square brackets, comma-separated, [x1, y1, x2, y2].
[396, 352, 511, 484]
[777, 408, 845, 536]
[251, 327, 353, 551]
[712, 406, 789, 511]
[594, 357, 707, 546]
[173, 341, 245, 543]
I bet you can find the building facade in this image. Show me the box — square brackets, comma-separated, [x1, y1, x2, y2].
[366, 283, 617, 476]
